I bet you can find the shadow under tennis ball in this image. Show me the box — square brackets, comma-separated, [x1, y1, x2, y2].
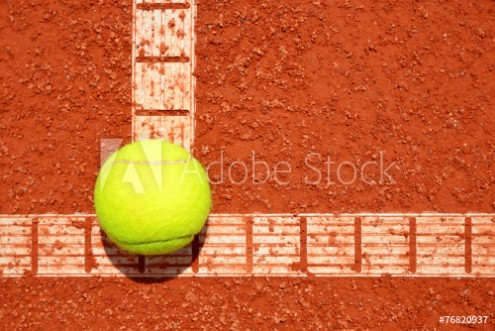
[99, 223, 208, 282]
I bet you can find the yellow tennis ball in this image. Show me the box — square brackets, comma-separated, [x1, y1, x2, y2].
[94, 139, 212, 255]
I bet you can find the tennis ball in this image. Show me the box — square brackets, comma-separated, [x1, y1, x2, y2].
[94, 139, 212, 255]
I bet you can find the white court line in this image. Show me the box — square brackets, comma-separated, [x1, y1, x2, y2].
[132, 0, 195, 150]
[0, 214, 494, 277]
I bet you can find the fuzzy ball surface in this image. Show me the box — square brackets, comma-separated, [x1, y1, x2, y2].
[94, 140, 212, 255]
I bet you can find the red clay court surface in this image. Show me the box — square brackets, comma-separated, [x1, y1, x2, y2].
[1, 0, 495, 330]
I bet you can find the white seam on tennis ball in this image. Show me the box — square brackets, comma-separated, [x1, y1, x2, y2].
[112, 158, 193, 165]
[117, 234, 195, 246]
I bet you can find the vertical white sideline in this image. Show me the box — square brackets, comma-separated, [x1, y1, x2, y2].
[132, 0, 196, 151]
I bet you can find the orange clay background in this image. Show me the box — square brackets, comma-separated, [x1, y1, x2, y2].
[1, 0, 495, 329]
